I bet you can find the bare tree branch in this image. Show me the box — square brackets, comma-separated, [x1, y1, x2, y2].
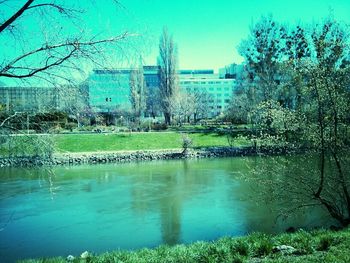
[0, 0, 34, 33]
[0, 32, 132, 79]
[0, 112, 18, 127]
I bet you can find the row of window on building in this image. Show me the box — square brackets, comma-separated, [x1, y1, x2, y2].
[0, 64, 244, 117]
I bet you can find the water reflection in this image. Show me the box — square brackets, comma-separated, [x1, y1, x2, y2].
[0, 156, 336, 262]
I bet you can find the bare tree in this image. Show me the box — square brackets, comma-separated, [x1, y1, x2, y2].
[0, 0, 133, 159]
[168, 92, 194, 125]
[158, 27, 178, 125]
[0, 0, 132, 86]
[192, 91, 211, 122]
[129, 68, 146, 121]
[146, 86, 161, 119]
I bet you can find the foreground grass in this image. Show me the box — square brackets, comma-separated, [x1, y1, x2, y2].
[54, 132, 248, 153]
[19, 227, 350, 263]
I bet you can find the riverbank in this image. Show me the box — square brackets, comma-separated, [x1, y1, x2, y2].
[0, 146, 261, 167]
[19, 227, 350, 263]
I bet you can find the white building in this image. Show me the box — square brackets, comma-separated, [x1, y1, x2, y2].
[178, 70, 236, 117]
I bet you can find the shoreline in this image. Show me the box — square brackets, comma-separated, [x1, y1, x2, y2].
[20, 227, 350, 263]
[0, 146, 270, 167]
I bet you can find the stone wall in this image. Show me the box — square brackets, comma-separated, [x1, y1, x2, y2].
[0, 147, 258, 167]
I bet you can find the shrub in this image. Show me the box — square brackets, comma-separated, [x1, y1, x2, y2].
[290, 230, 314, 255]
[152, 122, 167, 131]
[181, 134, 193, 154]
[256, 238, 273, 256]
[233, 240, 249, 256]
[317, 234, 337, 251]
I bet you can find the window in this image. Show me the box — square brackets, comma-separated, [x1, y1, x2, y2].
[224, 99, 230, 103]
[209, 87, 214, 91]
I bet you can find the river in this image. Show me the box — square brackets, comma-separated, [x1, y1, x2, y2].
[0, 156, 333, 262]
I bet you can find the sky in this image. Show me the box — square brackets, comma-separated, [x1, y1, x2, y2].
[108, 0, 350, 71]
[1, 0, 350, 82]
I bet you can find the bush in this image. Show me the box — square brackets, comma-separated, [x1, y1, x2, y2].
[256, 238, 273, 256]
[317, 234, 337, 251]
[290, 230, 314, 255]
[181, 134, 193, 153]
[64, 122, 77, 132]
[152, 122, 167, 131]
[233, 240, 249, 256]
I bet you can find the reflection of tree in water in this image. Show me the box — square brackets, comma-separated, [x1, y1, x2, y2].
[234, 155, 334, 233]
[32, 167, 61, 200]
[159, 175, 182, 245]
[129, 159, 213, 245]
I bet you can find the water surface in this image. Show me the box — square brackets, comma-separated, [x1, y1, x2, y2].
[0, 156, 331, 262]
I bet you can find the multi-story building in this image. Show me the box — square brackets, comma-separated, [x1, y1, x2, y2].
[85, 66, 161, 114]
[85, 69, 132, 113]
[0, 86, 59, 112]
[143, 66, 160, 89]
[178, 69, 236, 117]
[219, 63, 245, 80]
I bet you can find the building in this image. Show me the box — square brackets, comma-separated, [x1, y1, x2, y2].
[178, 69, 236, 117]
[86, 66, 162, 114]
[85, 69, 133, 113]
[219, 63, 245, 79]
[0, 86, 59, 112]
[85, 66, 240, 118]
[143, 66, 160, 89]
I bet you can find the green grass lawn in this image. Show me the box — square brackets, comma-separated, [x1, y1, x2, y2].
[53, 132, 249, 153]
[0, 131, 250, 156]
[19, 227, 350, 263]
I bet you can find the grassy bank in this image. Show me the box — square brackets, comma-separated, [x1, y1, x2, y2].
[0, 132, 249, 156]
[54, 132, 249, 153]
[20, 227, 350, 263]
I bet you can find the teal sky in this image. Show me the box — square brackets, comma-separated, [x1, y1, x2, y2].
[109, 0, 350, 71]
[2, 0, 350, 80]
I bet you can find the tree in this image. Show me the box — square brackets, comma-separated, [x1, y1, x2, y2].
[129, 68, 146, 121]
[0, 0, 131, 85]
[238, 15, 286, 102]
[58, 85, 89, 127]
[238, 15, 350, 227]
[0, 0, 133, 158]
[168, 92, 195, 125]
[238, 16, 291, 132]
[158, 27, 178, 125]
[296, 17, 350, 226]
[192, 91, 211, 122]
[146, 86, 161, 118]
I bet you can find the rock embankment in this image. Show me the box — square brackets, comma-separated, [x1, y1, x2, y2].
[0, 147, 258, 167]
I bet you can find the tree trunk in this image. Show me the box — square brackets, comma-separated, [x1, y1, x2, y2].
[164, 112, 171, 125]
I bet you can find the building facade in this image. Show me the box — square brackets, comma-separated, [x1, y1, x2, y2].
[85, 66, 239, 118]
[0, 86, 59, 112]
[86, 66, 162, 114]
[178, 69, 236, 117]
[86, 69, 133, 113]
